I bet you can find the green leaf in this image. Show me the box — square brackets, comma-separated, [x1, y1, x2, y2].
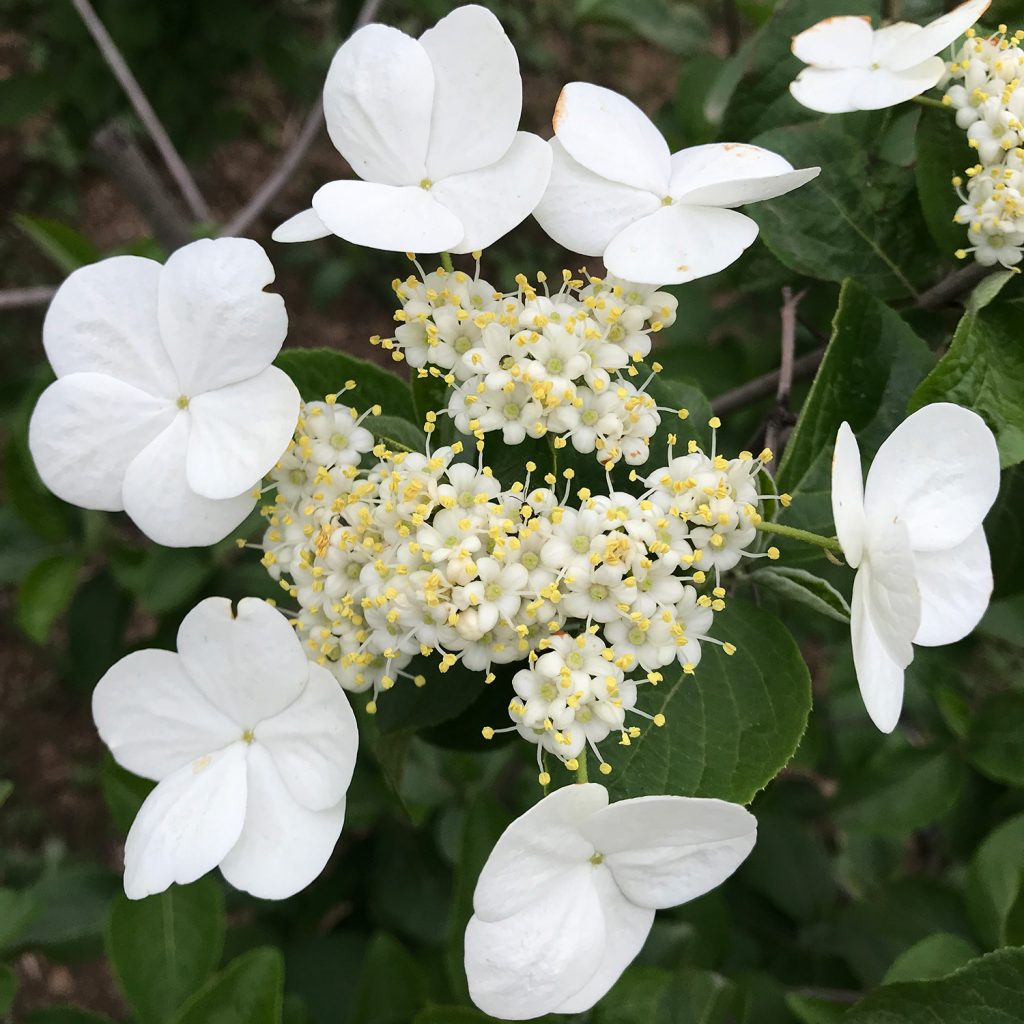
[0, 963, 15, 1014]
[375, 656, 490, 737]
[109, 547, 214, 615]
[843, 948, 1024, 1023]
[0, 779, 12, 810]
[968, 691, 1024, 787]
[275, 348, 415, 421]
[609, 600, 811, 804]
[107, 877, 225, 1024]
[966, 270, 1018, 315]
[749, 566, 850, 623]
[364, 414, 424, 453]
[965, 813, 1024, 949]
[915, 106, 973, 259]
[20, 865, 119, 954]
[909, 304, 1024, 468]
[16, 554, 84, 644]
[595, 967, 737, 1024]
[413, 1011, 489, 1024]
[0, 888, 36, 951]
[593, 966, 671, 1024]
[4, 430, 74, 543]
[173, 947, 283, 1024]
[784, 994, 847, 1024]
[100, 752, 155, 833]
[25, 1011, 116, 1024]
[573, 0, 711, 55]
[66, 571, 132, 692]
[985, 465, 1024, 598]
[882, 933, 981, 984]
[14, 214, 99, 273]
[351, 933, 426, 1024]
[776, 279, 931, 541]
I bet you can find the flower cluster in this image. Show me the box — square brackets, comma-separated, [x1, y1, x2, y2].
[260, 394, 780, 779]
[375, 262, 678, 466]
[946, 24, 1024, 267]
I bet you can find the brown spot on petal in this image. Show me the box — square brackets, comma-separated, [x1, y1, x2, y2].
[552, 88, 569, 133]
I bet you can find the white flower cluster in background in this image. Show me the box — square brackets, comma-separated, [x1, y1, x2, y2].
[375, 262, 678, 467]
[945, 23, 1024, 267]
[259, 396, 781, 780]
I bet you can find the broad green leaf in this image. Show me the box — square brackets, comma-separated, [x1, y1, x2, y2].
[784, 995, 847, 1024]
[284, 933, 367, 1024]
[25, 1011, 116, 1024]
[413, 1010, 489, 1024]
[14, 214, 99, 273]
[275, 348, 415, 421]
[0, 888, 37, 951]
[375, 656, 490, 736]
[20, 865, 119, 953]
[909, 304, 1024, 468]
[107, 877, 225, 1024]
[609, 601, 811, 804]
[0, 779, 11, 810]
[985, 465, 1024, 599]
[843, 947, 1024, 1023]
[173, 947, 283, 1024]
[750, 122, 933, 299]
[593, 966, 671, 1024]
[364, 413, 424, 453]
[595, 967, 736, 1024]
[968, 691, 1024, 788]
[965, 813, 1024, 949]
[109, 546, 213, 615]
[351, 933, 427, 1024]
[882, 932, 981, 984]
[0, 963, 15, 1014]
[915, 106, 973, 259]
[0, 507, 55, 585]
[966, 270, 1018, 314]
[66, 571, 131, 692]
[16, 554, 84, 644]
[749, 566, 850, 623]
[573, 0, 710, 55]
[100, 752, 154, 833]
[4, 430, 73, 543]
[776, 280, 931, 541]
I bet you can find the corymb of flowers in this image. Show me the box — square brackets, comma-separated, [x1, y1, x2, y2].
[26, 2, 1006, 1019]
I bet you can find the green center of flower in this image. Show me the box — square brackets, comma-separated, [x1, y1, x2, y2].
[454, 335, 473, 354]
[176, 395, 190, 409]
[582, 409, 600, 426]
[590, 584, 609, 601]
[628, 627, 647, 645]
[521, 551, 539, 570]
[331, 433, 349, 448]
[241, 729, 255, 744]
[485, 582, 503, 601]
[572, 535, 590, 554]
[503, 402, 520, 419]
[419, 178, 433, 189]
[547, 356, 564, 373]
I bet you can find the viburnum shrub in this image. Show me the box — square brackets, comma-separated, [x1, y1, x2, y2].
[13, 0, 1024, 1020]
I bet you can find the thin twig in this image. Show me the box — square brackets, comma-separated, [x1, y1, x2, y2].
[70, 0, 210, 223]
[0, 286, 57, 311]
[221, 0, 385, 238]
[914, 261, 988, 309]
[764, 287, 804, 457]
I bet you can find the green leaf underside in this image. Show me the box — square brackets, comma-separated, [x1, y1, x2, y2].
[608, 601, 811, 804]
[749, 566, 851, 623]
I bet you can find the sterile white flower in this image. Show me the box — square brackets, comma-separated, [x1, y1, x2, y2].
[789, 0, 990, 114]
[28, 238, 300, 547]
[533, 82, 819, 284]
[93, 596, 358, 900]
[831, 403, 1000, 733]
[272, 5, 552, 254]
[464, 783, 757, 1020]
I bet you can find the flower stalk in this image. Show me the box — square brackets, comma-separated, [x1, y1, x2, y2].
[755, 520, 844, 554]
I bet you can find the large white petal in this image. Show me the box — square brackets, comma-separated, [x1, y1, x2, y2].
[121, 414, 255, 547]
[791, 15, 874, 69]
[465, 864, 606, 1021]
[880, 0, 990, 71]
[553, 82, 670, 194]
[219, 745, 346, 900]
[581, 796, 756, 910]
[42, 256, 178, 397]
[851, 568, 906, 734]
[869, 23, 927, 66]
[271, 207, 331, 244]
[432, 133, 552, 254]
[420, 5, 521, 181]
[789, 67, 874, 114]
[856, 59, 946, 109]
[323, 24, 434, 185]
[312, 179, 464, 253]
[603, 204, 759, 285]
[28, 374, 175, 512]
[176, 596, 309, 730]
[533, 139, 661, 258]
[864, 519, 920, 669]
[123, 743, 248, 900]
[554, 867, 655, 1014]
[670, 143, 819, 208]
[157, 238, 288, 396]
[93, 649, 240, 781]
[255, 665, 358, 812]
[473, 782, 608, 922]
[864, 403, 1001, 552]
[186, 367, 299, 500]
[832, 422, 866, 569]
[914, 526, 993, 646]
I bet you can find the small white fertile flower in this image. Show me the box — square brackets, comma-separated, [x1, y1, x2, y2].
[93, 597, 358, 900]
[831, 403, 1000, 733]
[533, 83, 819, 285]
[464, 783, 756, 1020]
[789, 0, 990, 113]
[28, 238, 299, 547]
[273, 5, 552, 254]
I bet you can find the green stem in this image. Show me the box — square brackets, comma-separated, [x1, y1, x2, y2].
[440, 251, 454, 273]
[756, 519, 844, 555]
[548, 434, 559, 479]
[576, 749, 589, 784]
[912, 95, 947, 111]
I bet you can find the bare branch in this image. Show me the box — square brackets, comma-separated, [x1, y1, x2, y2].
[0, 286, 57, 311]
[763, 287, 805, 458]
[221, 0, 386, 238]
[70, 0, 210, 223]
[712, 345, 825, 418]
[913, 262, 989, 309]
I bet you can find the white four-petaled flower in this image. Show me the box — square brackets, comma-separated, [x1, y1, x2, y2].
[789, 0, 990, 114]
[93, 597, 358, 900]
[29, 238, 300, 547]
[464, 783, 756, 1020]
[273, 5, 552, 254]
[831, 403, 1000, 733]
[533, 82, 820, 285]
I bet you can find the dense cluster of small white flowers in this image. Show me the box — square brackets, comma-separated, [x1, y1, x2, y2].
[373, 260, 679, 467]
[946, 25, 1024, 267]
[259, 394, 782, 781]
